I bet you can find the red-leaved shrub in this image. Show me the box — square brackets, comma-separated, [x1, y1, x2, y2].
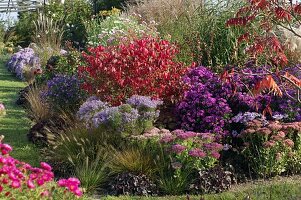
[78, 36, 188, 105]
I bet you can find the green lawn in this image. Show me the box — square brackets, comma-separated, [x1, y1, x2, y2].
[0, 55, 40, 166]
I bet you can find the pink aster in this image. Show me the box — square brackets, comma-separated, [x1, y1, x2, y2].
[1, 144, 12, 155]
[10, 180, 21, 188]
[40, 162, 52, 171]
[27, 179, 35, 189]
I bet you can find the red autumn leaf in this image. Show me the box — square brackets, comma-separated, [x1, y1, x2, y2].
[294, 4, 301, 15]
[284, 72, 301, 87]
[253, 75, 283, 97]
[238, 33, 250, 43]
[275, 7, 291, 21]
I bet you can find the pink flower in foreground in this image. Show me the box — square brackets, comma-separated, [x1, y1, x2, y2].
[0, 139, 83, 197]
[74, 188, 83, 196]
[57, 177, 82, 197]
[40, 162, 52, 171]
[27, 179, 35, 189]
[1, 144, 12, 155]
[10, 180, 21, 188]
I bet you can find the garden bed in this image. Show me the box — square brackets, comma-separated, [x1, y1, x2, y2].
[1, 0, 301, 199]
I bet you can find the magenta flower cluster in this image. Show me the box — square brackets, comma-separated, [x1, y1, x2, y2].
[0, 140, 83, 198]
[58, 177, 82, 196]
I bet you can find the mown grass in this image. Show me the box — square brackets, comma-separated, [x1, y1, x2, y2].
[0, 55, 40, 166]
[102, 176, 301, 200]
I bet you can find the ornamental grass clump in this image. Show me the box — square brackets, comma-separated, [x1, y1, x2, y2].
[0, 136, 83, 199]
[78, 36, 188, 105]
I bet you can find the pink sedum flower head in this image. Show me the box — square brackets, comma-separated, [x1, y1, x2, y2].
[160, 134, 174, 143]
[211, 151, 221, 159]
[284, 139, 294, 147]
[171, 144, 186, 154]
[188, 148, 206, 158]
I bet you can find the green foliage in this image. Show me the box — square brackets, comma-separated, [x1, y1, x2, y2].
[44, 0, 92, 47]
[75, 152, 108, 193]
[153, 143, 192, 195]
[93, 0, 128, 13]
[241, 130, 292, 178]
[36, 48, 82, 85]
[85, 11, 158, 46]
[286, 129, 301, 174]
[33, 13, 64, 51]
[14, 11, 37, 47]
[156, 1, 245, 68]
[13, 0, 91, 48]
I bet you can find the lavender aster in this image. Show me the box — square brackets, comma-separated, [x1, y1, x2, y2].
[126, 95, 163, 109]
[6, 48, 40, 80]
[92, 107, 120, 128]
[77, 97, 109, 122]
